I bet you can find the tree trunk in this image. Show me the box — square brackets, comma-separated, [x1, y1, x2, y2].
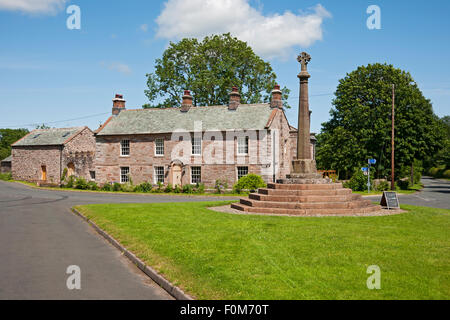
[410, 163, 414, 185]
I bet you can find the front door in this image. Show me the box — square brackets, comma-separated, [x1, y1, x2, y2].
[41, 165, 47, 181]
[171, 164, 182, 186]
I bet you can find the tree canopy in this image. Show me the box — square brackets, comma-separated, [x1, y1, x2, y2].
[316, 63, 446, 179]
[144, 33, 290, 108]
[0, 128, 29, 160]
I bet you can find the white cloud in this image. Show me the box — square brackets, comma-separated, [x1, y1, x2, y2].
[140, 24, 148, 32]
[0, 0, 67, 14]
[101, 62, 132, 75]
[155, 0, 331, 59]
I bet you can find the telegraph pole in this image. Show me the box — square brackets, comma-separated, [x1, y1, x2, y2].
[391, 84, 395, 190]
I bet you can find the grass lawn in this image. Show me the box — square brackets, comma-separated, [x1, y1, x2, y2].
[353, 183, 424, 195]
[75, 202, 448, 299]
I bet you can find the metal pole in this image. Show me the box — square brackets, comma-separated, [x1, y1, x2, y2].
[368, 161, 370, 193]
[391, 84, 395, 190]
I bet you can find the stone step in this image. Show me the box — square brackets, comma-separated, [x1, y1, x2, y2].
[257, 188, 352, 197]
[267, 183, 343, 190]
[241, 198, 373, 209]
[248, 193, 361, 203]
[231, 203, 381, 215]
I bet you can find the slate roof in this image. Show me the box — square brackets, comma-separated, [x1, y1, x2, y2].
[12, 127, 85, 147]
[97, 104, 275, 136]
[1, 155, 12, 163]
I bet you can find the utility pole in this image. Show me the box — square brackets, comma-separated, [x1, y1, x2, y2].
[391, 84, 395, 190]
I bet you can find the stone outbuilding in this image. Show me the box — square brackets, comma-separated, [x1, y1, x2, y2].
[94, 89, 316, 187]
[11, 127, 96, 184]
[1, 155, 12, 174]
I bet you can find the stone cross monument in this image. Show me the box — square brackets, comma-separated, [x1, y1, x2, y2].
[288, 52, 324, 181]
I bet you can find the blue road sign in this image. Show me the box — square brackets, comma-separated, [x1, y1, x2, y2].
[361, 167, 369, 172]
[368, 159, 377, 165]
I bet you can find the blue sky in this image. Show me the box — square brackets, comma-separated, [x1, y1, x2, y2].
[0, 0, 449, 133]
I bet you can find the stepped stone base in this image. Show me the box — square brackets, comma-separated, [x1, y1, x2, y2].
[232, 182, 381, 216]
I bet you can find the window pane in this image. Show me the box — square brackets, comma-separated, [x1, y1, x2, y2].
[121, 167, 129, 183]
[191, 137, 201, 155]
[191, 166, 201, 184]
[238, 136, 249, 154]
[155, 138, 164, 155]
[155, 166, 164, 183]
[121, 140, 130, 156]
[237, 166, 248, 180]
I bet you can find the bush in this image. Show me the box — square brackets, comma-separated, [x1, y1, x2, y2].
[87, 181, 99, 191]
[135, 182, 152, 193]
[112, 182, 122, 192]
[164, 184, 173, 193]
[182, 184, 194, 194]
[429, 167, 440, 176]
[61, 168, 68, 182]
[173, 185, 182, 193]
[65, 175, 75, 188]
[375, 180, 390, 191]
[443, 170, 450, 179]
[233, 174, 266, 193]
[343, 169, 372, 192]
[101, 183, 112, 191]
[0, 172, 12, 181]
[397, 179, 411, 190]
[215, 179, 228, 194]
[195, 183, 205, 194]
[74, 177, 88, 190]
[121, 183, 134, 192]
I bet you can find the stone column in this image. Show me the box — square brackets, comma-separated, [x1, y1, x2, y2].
[290, 52, 322, 180]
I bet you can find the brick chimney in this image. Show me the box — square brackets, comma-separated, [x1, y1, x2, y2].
[228, 86, 240, 110]
[270, 84, 283, 109]
[112, 94, 126, 116]
[180, 90, 193, 112]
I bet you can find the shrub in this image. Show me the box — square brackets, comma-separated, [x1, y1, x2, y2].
[0, 172, 12, 181]
[195, 183, 205, 194]
[101, 183, 112, 191]
[173, 185, 182, 193]
[215, 179, 228, 194]
[182, 184, 194, 194]
[135, 182, 152, 193]
[121, 183, 134, 192]
[65, 175, 75, 188]
[164, 184, 173, 193]
[74, 177, 88, 190]
[112, 182, 122, 192]
[87, 181, 99, 191]
[343, 169, 373, 192]
[443, 170, 450, 179]
[233, 174, 266, 193]
[397, 179, 410, 190]
[428, 167, 439, 176]
[375, 180, 390, 191]
[61, 168, 68, 182]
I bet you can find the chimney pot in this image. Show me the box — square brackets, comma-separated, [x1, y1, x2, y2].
[112, 93, 126, 115]
[181, 90, 193, 112]
[270, 84, 283, 109]
[228, 86, 240, 110]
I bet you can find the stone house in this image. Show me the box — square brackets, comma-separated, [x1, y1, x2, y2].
[1, 155, 12, 174]
[11, 127, 96, 184]
[94, 87, 316, 187]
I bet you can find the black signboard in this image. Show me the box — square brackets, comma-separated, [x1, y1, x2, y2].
[380, 191, 399, 209]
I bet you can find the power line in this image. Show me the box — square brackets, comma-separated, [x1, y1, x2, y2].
[1, 112, 110, 129]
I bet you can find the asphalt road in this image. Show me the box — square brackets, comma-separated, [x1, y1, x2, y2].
[368, 176, 450, 209]
[0, 181, 237, 300]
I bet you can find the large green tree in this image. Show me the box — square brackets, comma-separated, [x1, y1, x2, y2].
[316, 63, 445, 180]
[0, 128, 29, 160]
[144, 33, 290, 108]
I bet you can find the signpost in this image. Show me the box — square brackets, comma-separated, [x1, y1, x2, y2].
[365, 159, 376, 193]
[380, 191, 400, 209]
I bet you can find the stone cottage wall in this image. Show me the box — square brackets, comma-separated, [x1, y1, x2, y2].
[62, 127, 96, 180]
[12, 146, 62, 183]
